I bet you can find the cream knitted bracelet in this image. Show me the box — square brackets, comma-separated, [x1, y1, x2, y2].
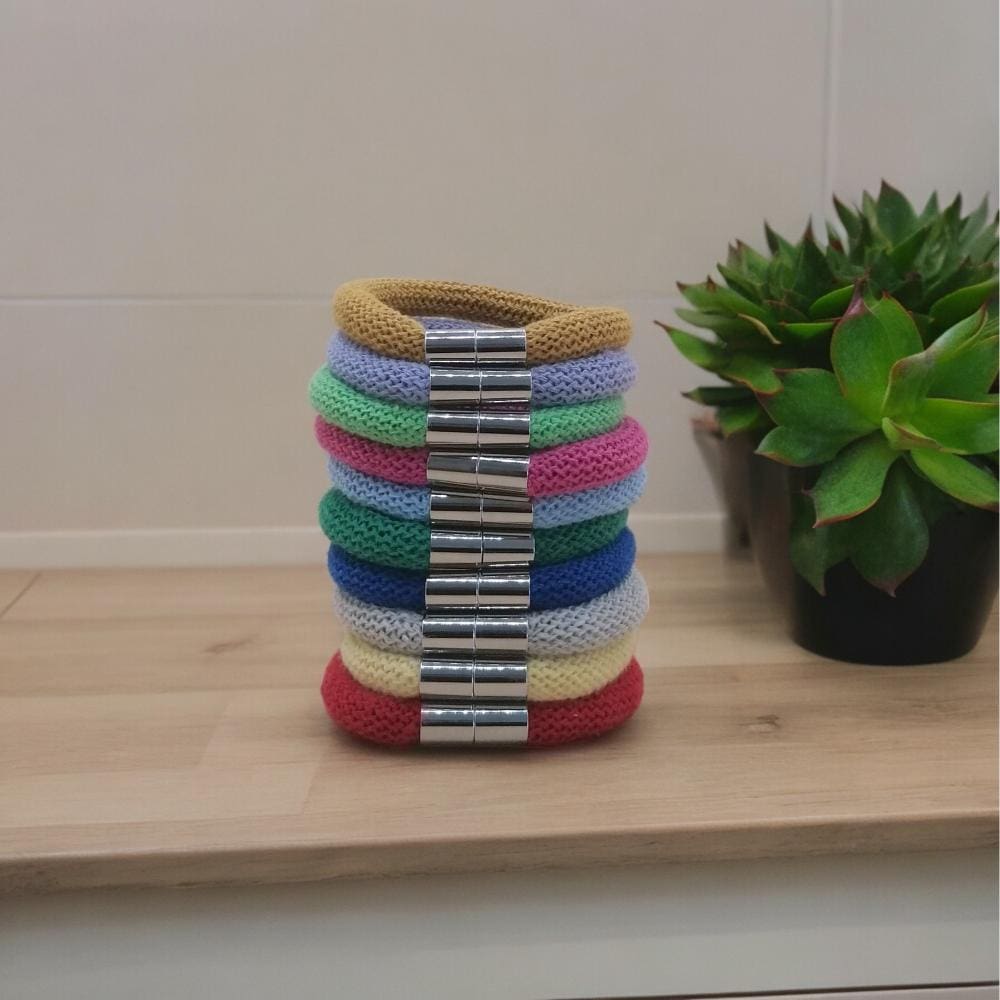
[340, 630, 637, 702]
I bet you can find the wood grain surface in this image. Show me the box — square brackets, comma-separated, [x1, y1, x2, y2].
[0, 554, 995, 894]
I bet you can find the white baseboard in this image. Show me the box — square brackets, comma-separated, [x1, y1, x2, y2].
[0, 513, 724, 569]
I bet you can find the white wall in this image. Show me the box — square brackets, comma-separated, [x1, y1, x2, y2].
[0, 0, 996, 567]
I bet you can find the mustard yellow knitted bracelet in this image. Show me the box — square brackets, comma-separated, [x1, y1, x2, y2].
[340, 630, 637, 702]
[333, 278, 632, 363]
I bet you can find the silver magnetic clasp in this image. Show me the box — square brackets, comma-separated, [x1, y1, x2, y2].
[473, 662, 529, 701]
[420, 704, 476, 744]
[419, 659, 475, 700]
[429, 530, 483, 568]
[480, 368, 531, 404]
[426, 452, 531, 497]
[474, 614, 528, 656]
[474, 328, 527, 366]
[481, 532, 534, 566]
[422, 615, 478, 655]
[473, 705, 529, 744]
[428, 367, 532, 407]
[429, 492, 483, 529]
[426, 452, 479, 492]
[476, 454, 530, 496]
[481, 495, 533, 530]
[424, 574, 481, 609]
[477, 411, 530, 449]
[424, 328, 478, 364]
[424, 572, 530, 610]
[475, 572, 530, 608]
[428, 368, 481, 406]
[426, 410, 531, 450]
[426, 410, 480, 448]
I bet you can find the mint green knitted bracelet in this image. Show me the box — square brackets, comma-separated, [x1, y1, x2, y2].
[309, 367, 625, 449]
[319, 489, 628, 572]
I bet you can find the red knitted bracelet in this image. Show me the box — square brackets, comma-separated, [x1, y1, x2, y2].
[320, 652, 644, 747]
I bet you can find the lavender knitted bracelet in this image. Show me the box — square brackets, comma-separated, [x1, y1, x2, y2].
[327, 331, 637, 407]
[326, 456, 647, 528]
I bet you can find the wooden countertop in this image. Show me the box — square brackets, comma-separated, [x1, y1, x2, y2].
[0, 554, 996, 893]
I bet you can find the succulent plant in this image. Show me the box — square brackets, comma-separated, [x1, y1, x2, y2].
[660, 183, 999, 594]
[761, 291, 998, 594]
[658, 182, 999, 437]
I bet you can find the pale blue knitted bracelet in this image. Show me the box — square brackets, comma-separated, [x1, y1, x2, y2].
[327, 331, 637, 407]
[326, 456, 646, 528]
[332, 568, 649, 655]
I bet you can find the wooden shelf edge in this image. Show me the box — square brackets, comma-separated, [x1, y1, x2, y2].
[2, 810, 996, 895]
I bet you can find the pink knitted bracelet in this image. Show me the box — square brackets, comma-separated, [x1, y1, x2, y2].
[315, 415, 648, 497]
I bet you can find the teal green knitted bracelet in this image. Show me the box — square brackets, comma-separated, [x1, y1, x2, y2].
[318, 489, 628, 572]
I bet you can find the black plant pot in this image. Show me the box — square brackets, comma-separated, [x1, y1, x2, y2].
[748, 453, 999, 665]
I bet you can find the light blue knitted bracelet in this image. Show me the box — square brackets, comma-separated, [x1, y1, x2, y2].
[332, 568, 649, 655]
[327, 331, 637, 407]
[326, 456, 647, 528]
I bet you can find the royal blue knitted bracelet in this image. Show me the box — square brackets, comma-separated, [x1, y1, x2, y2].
[326, 456, 647, 528]
[327, 330, 637, 407]
[327, 528, 636, 612]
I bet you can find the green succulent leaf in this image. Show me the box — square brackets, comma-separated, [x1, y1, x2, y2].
[720, 353, 785, 394]
[887, 223, 932, 272]
[833, 196, 861, 244]
[789, 492, 853, 594]
[881, 418, 938, 452]
[929, 335, 1000, 398]
[958, 196, 990, 253]
[716, 401, 769, 437]
[917, 191, 940, 226]
[717, 263, 763, 303]
[928, 276, 999, 331]
[831, 291, 923, 424]
[849, 463, 928, 595]
[793, 236, 836, 301]
[662, 326, 726, 373]
[678, 280, 772, 323]
[908, 398, 999, 454]
[755, 369, 873, 467]
[883, 308, 991, 415]
[737, 312, 780, 345]
[875, 180, 918, 244]
[764, 222, 795, 257]
[756, 426, 858, 467]
[910, 450, 1000, 510]
[683, 385, 754, 406]
[809, 433, 899, 525]
[808, 284, 854, 320]
[759, 368, 873, 434]
[734, 240, 770, 279]
[779, 320, 836, 343]
[672, 308, 766, 348]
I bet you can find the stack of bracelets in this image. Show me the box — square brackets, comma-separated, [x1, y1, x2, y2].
[311, 278, 649, 746]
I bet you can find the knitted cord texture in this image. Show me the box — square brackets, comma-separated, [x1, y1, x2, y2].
[327, 333, 638, 407]
[327, 528, 635, 611]
[326, 458, 647, 527]
[321, 652, 644, 747]
[332, 567, 649, 655]
[340, 630, 637, 701]
[309, 366, 624, 449]
[319, 490, 627, 572]
[333, 278, 631, 364]
[315, 416, 649, 495]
